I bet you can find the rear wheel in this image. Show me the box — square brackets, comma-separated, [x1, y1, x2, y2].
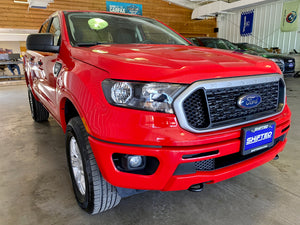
[27, 88, 49, 122]
[66, 116, 121, 214]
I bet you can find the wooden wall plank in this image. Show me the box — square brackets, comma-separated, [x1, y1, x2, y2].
[0, 0, 216, 37]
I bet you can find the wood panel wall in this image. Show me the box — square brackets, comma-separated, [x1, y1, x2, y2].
[0, 0, 217, 37]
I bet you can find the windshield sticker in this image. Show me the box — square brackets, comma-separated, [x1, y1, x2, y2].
[88, 18, 108, 30]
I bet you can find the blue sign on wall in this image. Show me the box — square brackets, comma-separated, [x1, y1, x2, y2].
[106, 1, 143, 16]
[240, 10, 254, 36]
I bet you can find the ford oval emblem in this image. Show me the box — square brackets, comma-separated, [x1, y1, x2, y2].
[237, 94, 262, 109]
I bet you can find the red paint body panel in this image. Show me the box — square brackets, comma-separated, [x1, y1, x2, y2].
[88, 106, 290, 191]
[24, 11, 291, 191]
[71, 45, 280, 83]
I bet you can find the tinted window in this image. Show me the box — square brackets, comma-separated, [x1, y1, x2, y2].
[201, 39, 218, 48]
[49, 17, 61, 46]
[64, 12, 189, 46]
[215, 40, 227, 49]
[245, 44, 268, 53]
[224, 40, 238, 50]
[196, 39, 238, 50]
[39, 20, 51, 33]
[189, 38, 201, 46]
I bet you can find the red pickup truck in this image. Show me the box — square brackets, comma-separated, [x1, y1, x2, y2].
[25, 11, 291, 214]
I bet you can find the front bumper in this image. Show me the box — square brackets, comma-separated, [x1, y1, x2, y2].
[88, 107, 291, 191]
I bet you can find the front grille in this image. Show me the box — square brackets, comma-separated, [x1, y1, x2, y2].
[177, 75, 284, 132]
[206, 82, 279, 124]
[183, 89, 210, 128]
[183, 81, 279, 129]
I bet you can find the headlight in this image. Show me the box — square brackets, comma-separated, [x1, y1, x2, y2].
[102, 80, 187, 113]
[111, 82, 132, 103]
[269, 58, 284, 64]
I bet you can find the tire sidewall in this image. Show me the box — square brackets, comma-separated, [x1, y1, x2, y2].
[27, 88, 49, 122]
[28, 89, 36, 120]
[66, 117, 121, 214]
[66, 121, 93, 212]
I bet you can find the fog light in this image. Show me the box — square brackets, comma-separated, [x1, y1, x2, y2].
[112, 153, 159, 174]
[128, 155, 143, 168]
[120, 154, 146, 171]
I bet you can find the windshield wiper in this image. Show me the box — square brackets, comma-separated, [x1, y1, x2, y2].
[76, 42, 102, 47]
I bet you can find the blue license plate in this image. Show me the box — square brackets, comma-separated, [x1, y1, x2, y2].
[241, 122, 276, 155]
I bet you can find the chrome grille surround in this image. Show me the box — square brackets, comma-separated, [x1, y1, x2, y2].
[173, 74, 286, 133]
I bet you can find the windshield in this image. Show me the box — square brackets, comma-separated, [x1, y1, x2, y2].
[243, 44, 268, 53]
[199, 38, 238, 50]
[64, 12, 189, 46]
[224, 40, 239, 50]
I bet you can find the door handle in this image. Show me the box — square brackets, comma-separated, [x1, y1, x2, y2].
[53, 62, 62, 77]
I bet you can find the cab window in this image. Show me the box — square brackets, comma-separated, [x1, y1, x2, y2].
[39, 20, 51, 33]
[48, 17, 61, 46]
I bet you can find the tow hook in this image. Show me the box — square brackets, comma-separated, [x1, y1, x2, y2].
[273, 154, 279, 160]
[188, 183, 204, 192]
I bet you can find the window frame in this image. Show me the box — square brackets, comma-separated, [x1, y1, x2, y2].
[48, 16, 61, 46]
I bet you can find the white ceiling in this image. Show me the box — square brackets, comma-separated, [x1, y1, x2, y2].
[164, 0, 280, 19]
[164, 0, 240, 10]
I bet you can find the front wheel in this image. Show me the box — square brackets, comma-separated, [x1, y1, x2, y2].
[66, 117, 121, 214]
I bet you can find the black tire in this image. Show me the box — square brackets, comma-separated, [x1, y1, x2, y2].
[66, 116, 121, 214]
[27, 88, 49, 122]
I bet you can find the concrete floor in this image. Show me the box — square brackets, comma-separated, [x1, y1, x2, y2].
[0, 78, 299, 225]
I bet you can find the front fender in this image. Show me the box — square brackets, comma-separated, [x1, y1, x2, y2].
[57, 60, 110, 134]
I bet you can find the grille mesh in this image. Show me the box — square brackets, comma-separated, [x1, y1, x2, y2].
[183, 88, 210, 129]
[182, 81, 279, 129]
[194, 159, 215, 171]
[207, 82, 279, 123]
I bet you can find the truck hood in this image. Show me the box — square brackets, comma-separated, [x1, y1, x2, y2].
[71, 44, 281, 83]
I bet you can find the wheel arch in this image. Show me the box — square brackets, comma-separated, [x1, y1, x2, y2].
[60, 97, 90, 134]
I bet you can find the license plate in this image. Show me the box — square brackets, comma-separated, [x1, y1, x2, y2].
[288, 63, 294, 68]
[241, 122, 276, 155]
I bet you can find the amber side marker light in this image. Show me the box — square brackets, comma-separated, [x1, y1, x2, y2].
[81, 117, 91, 134]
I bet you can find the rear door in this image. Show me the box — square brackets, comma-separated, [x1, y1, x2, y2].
[32, 15, 62, 120]
[28, 19, 51, 97]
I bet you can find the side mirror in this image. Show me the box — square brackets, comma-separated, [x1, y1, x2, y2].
[26, 33, 60, 53]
